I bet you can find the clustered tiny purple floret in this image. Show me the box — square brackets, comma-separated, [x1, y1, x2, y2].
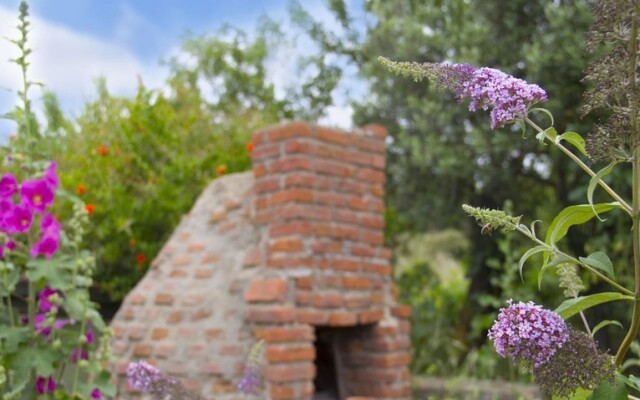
[127, 361, 163, 391]
[435, 63, 548, 129]
[237, 364, 262, 395]
[488, 300, 569, 369]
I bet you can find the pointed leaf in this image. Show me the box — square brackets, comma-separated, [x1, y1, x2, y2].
[587, 162, 617, 221]
[518, 245, 547, 280]
[545, 203, 621, 247]
[579, 252, 615, 278]
[591, 320, 623, 337]
[587, 375, 627, 400]
[529, 107, 555, 127]
[558, 131, 588, 157]
[555, 292, 634, 319]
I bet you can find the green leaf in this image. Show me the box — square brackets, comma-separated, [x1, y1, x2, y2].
[557, 131, 588, 157]
[587, 162, 617, 221]
[63, 292, 86, 320]
[545, 203, 622, 247]
[529, 107, 555, 127]
[537, 126, 557, 144]
[26, 257, 72, 290]
[579, 252, 615, 279]
[587, 375, 627, 400]
[518, 245, 548, 281]
[0, 326, 30, 352]
[591, 320, 623, 337]
[86, 308, 107, 332]
[555, 292, 634, 319]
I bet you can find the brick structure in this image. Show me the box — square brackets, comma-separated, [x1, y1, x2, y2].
[110, 122, 411, 399]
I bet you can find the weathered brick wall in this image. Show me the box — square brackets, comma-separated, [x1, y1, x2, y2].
[110, 121, 411, 400]
[248, 122, 411, 399]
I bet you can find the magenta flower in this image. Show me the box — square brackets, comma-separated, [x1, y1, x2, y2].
[35, 376, 56, 394]
[31, 214, 61, 259]
[237, 364, 263, 395]
[90, 388, 102, 399]
[38, 288, 59, 313]
[0, 174, 18, 198]
[5, 204, 33, 233]
[21, 179, 54, 213]
[6, 239, 16, 251]
[30, 313, 74, 337]
[70, 347, 88, 363]
[43, 161, 59, 190]
[488, 300, 569, 369]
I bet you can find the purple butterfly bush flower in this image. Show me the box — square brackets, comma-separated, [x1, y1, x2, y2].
[431, 63, 548, 129]
[238, 364, 263, 396]
[488, 300, 569, 369]
[0, 174, 18, 198]
[127, 361, 163, 392]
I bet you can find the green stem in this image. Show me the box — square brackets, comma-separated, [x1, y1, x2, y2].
[614, 6, 640, 368]
[515, 225, 634, 296]
[70, 318, 86, 395]
[524, 117, 633, 215]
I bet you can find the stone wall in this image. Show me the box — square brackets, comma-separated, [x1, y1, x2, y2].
[110, 121, 411, 399]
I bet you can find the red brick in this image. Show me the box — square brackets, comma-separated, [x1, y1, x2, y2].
[270, 189, 314, 205]
[169, 269, 188, 278]
[311, 240, 342, 253]
[255, 177, 281, 193]
[132, 343, 153, 357]
[270, 222, 313, 237]
[271, 384, 296, 400]
[357, 137, 386, 153]
[316, 192, 348, 206]
[245, 278, 289, 303]
[267, 122, 311, 141]
[333, 209, 360, 224]
[333, 224, 360, 240]
[315, 143, 345, 159]
[253, 164, 267, 178]
[247, 306, 296, 323]
[270, 158, 314, 173]
[173, 255, 192, 267]
[253, 326, 314, 343]
[201, 253, 221, 264]
[315, 160, 354, 177]
[224, 198, 242, 210]
[392, 305, 412, 319]
[266, 363, 315, 383]
[296, 291, 312, 306]
[359, 309, 384, 324]
[187, 242, 205, 252]
[356, 168, 385, 184]
[155, 292, 175, 306]
[252, 142, 281, 161]
[279, 205, 331, 220]
[329, 258, 360, 272]
[312, 292, 344, 308]
[128, 292, 145, 305]
[349, 197, 369, 211]
[296, 309, 329, 325]
[151, 328, 168, 340]
[328, 312, 357, 326]
[318, 275, 343, 287]
[267, 256, 314, 269]
[191, 308, 212, 321]
[343, 276, 372, 289]
[359, 215, 385, 229]
[362, 230, 384, 246]
[285, 173, 332, 190]
[295, 276, 313, 289]
[372, 353, 411, 368]
[166, 311, 183, 324]
[265, 345, 315, 363]
[345, 294, 373, 309]
[205, 328, 224, 339]
[243, 247, 262, 267]
[285, 139, 313, 154]
[317, 126, 350, 145]
[219, 344, 241, 355]
[194, 269, 212, 278]
[128, 324, 146, 340]
[269, 238, 304, 253]
[351, 245, 375, 257]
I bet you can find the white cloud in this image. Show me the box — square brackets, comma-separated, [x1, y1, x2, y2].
[0, 4, 167, 135]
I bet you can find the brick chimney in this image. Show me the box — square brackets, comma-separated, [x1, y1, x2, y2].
[110, 122, 411, 399]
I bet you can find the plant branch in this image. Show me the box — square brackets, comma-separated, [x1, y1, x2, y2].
[524, 117, 634, 216]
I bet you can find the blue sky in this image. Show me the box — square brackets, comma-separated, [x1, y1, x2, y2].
[0, 0, 360, 136]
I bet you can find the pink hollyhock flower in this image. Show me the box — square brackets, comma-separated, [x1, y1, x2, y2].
[31, 235, 59, 259]
[43, 161, 59, 190]
[70, 347, 88, 363]
[35, 376, 56, 394]
[0, 174, 18, 198]
[5, 204, 33, 233]
[90, 388, 102, 399]
[38, 288, 59, 313]
[6, 239, 16, 251]
[40, 213, 61, 235]
[21, 179, 54, 213]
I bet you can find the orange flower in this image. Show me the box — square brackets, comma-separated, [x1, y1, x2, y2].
[136, 254, 146, 263]
[98, 145, 108, 156]
[85, 203, 95, 214]
[76, 185, 86, 195]
[246, 142, 254, 152]
[217, 165, 226, 176]
[129, 239, 137, 247]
